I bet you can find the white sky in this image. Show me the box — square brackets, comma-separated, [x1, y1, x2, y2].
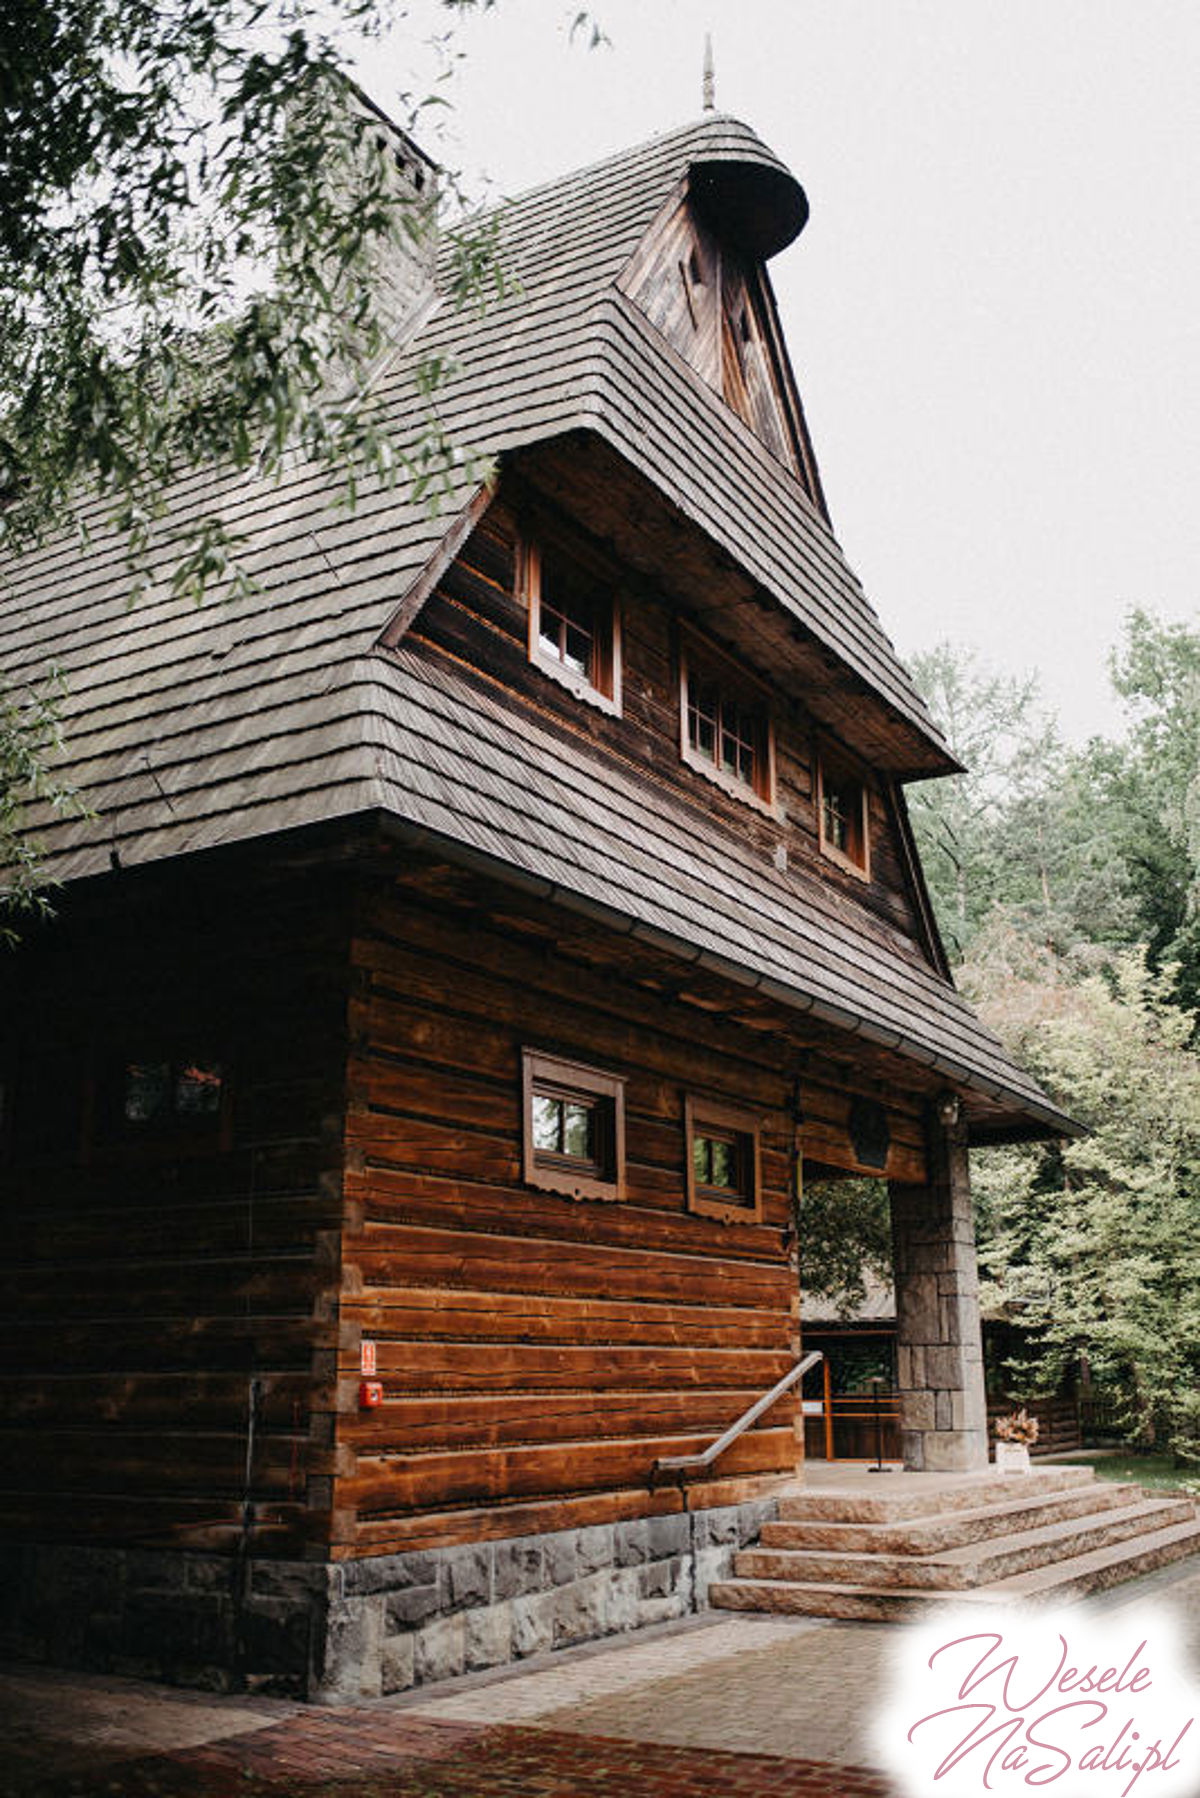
[352, 1, 1200, 743]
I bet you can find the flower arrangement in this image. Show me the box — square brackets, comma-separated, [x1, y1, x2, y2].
[994, 1408, 1040, 1447]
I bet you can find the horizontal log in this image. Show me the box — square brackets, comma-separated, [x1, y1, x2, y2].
[343, 1336, 792, 1394]
[5, 1193, 340, 1265]
[341, 1388, 796, 1455]
[0, 1258, 324, 1318]
[347, 1425, 793, 1516]
[344, 1223, 789, 1310]
[0, 1492, 311, 1553]
[349, 1169, 790, 1265]
[342, 1284, 789, 1350]
[0, 1371, 331, 1430]
[0, 1430, 327, 1495]
[0, 1315, 335, 1375]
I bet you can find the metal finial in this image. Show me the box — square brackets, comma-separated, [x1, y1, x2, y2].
[702, 34, 716, 112]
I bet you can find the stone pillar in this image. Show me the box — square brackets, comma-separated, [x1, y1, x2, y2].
[889, 1114, 989, 1472]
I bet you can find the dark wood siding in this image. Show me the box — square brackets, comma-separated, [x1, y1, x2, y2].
[333, 873, 802, 1558]
[0, 871, 351, 1557]
[411, 496, 927, 947]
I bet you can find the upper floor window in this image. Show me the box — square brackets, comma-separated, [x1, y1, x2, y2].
[523, 533, 621, 716]
[679, 635, 775, 810]
[522, 1049, 626, 1202]
[818, 751, 871, 879]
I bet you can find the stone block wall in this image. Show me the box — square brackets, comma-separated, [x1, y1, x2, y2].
[314, 1499, 780, 1702]
[889, 1115, 989, 1473]
[0, 1498, 779, 1701]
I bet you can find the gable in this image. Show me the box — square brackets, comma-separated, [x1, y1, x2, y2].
[619, 190, 827, 514]
[409, 486, 944, 967]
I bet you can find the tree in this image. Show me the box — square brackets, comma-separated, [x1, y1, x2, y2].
[906, 644, 1067, 959]
[0, 0, 600, 926]
[963, 923, 1200, 1459]
[1082, 610, 1200, 1016]
[1, 0, 509, 589]
[799, 1177, 892, 1317]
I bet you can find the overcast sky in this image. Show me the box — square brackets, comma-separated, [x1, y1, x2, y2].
[353, 1, 1199, 743]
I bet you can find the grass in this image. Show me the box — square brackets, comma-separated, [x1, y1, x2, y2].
[1054, 1451, 1200, 1495]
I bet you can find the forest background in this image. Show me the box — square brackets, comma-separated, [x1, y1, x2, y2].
[803, 609, 1200, 1463]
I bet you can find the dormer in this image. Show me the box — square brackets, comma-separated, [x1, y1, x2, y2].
[619, 130, 827, 516]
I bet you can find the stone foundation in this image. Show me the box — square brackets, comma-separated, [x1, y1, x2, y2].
[0, 1499, 779, 1701]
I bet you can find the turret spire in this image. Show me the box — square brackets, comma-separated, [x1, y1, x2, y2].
[702, 33, 716, 112]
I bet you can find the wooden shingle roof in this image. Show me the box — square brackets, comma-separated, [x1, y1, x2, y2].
[1, 113, 1072, 1137]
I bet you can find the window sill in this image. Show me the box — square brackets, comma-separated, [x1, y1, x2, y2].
[680, 742, 779, 818]
[532, 650, 621, 718]
[818, 838, 871, 883]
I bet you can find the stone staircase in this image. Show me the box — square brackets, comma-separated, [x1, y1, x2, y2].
[710, 1466, 1200, 1620]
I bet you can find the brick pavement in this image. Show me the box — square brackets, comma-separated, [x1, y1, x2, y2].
[5, 1559, 1199, 1798]
[4, 1713, 896, 1798]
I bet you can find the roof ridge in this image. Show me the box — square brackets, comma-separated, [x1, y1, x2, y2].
[458, 112, 774, 227]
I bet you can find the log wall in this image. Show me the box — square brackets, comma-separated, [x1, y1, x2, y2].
[334, 874, 802, 1557]
[0, 869, 351, 1560]
[411, 497, 927, 947]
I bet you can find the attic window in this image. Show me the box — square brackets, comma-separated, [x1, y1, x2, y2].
[818, 752, 871, 879]
[680, 635, 775, 810]
[679, 249, 705, 330]
[523, 533, 621, 716]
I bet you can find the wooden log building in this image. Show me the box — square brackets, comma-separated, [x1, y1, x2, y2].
[0, 107, 1074, 1698]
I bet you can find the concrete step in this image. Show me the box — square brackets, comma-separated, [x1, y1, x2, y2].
[760, 1479, 1139, 1555]
[711, 1517, 1200, 1621]
[776, 1466, 1095, 1525]
[736, 1497, 1196, 1592]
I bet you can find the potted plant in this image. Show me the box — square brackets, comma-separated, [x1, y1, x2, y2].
[994, 1408, 1039, 1473]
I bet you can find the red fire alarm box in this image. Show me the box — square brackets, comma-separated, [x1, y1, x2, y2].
[359, 1379, 383, 1410]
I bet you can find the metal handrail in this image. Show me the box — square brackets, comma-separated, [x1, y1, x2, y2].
[650, 1348, 824, 1486]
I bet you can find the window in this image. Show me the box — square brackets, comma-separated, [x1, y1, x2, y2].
[89, 1051, 231, 1154]
[524, 533, 621, 714]
[685, 1097, 762, 1223]
[522, 1050, 626, 1201]
[679, 636, 775, 809]
[817, 752, 871, 878]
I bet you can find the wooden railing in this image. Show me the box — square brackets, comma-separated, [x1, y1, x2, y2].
[650, 1349, 824, 1486]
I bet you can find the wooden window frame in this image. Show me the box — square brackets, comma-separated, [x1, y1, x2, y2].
[678, 630, 777, 814]
[522, 1049, 626, 1202]
[816, 747, 872, 881]
[83, 1046, 234, 1164]
[522, 531, 622, 718]
[685, 1095, 763, 1224]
